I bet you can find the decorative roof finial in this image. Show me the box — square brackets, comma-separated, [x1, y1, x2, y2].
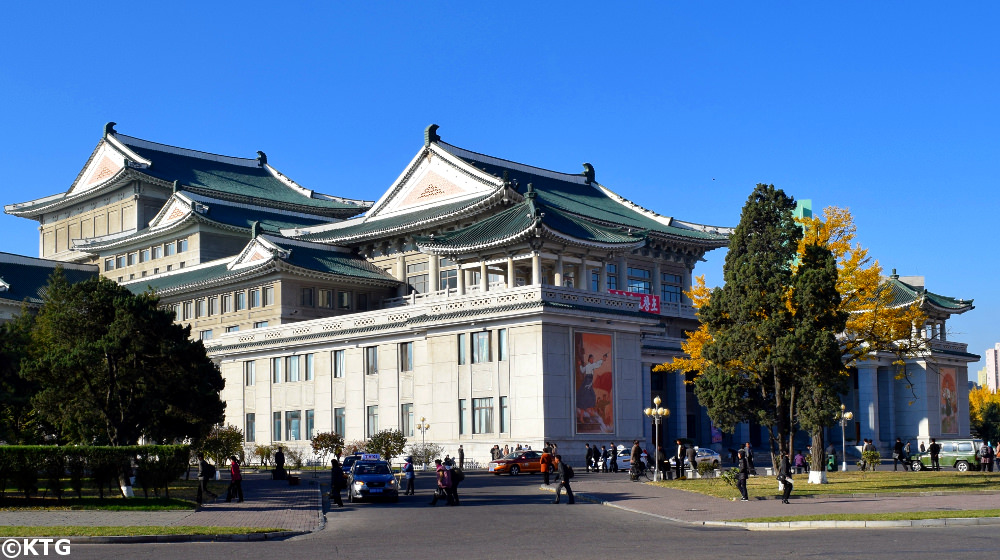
[424, 124, 440, 146]
[251, 221, 262, 238]
[582, 163, 595, 183]
[172, 180, 180, 193]
[104, 122, 117, 137]
[525, 183, 536, 199]
[256, 151, 267, 167]
[891, 268, 898, 278]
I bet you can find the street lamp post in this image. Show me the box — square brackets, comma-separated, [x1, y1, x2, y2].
[417, 417, 430, 467]
[644, 396, 670, 481]
[839, 404, 854, 472]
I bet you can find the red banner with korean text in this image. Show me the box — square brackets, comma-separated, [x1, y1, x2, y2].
[608, 290, 661, 314]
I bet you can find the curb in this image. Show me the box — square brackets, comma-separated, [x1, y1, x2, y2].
[65, 531, 308, 544]
[539, 484, 1000, 531]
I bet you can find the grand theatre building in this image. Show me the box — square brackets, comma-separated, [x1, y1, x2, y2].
[4, 123, 975, 464]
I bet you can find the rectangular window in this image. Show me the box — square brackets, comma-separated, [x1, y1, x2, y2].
[166, 264, 172, 272]
[222, 294, 233, 313]
[401, 403, 414, 437]
[367, 405, 379, 437]
[305, 353, 314, 381]
[245, 413, 255, 442]
[153, 267, 159, 274]
[288, 355, 300, 382]
[458, 399, 468, 435]
[407, 262, 429, 294]
[272, 357, 283, 383]
[301, 287, 314, 307]
[306, 409, 315, 440]
[473, 397, 494, 434]
[254, 321, 268, 329]
[177, 238, 188, 252]
[141, 271, 147, 277]
[263, 286, 274, 306]
[364, 346, 378, 375]
[104, 258, 114, 272]
[152, 246, 162, 259]
[627, 267, 652, 294]
[333, 349, 345, 378]
[195, 298, 207, 318]
[439, 269, 457, 291]
[400, 342, 413, 372]
[498, 328, 508, 361]
[337, 291, 352, 310]
[164, 242, 175, 256]
[116, 255, 125, 269]
[172, 304, 180, 320]
[592, 269, 600, 291]
[236, 291, 246, 311]
[500, 396, 510, 433]
[140, 249, 150, 263]
[226, 325, 239, 333]
[182, 301, 193, 320]
[208, 297, 218, 316]
[457, 333, 467, 365]
[607, 263, 618, 290]
[244, 360, 256, 386]
[127, 252, 137, 266]
[249, 288, 261, 308]
[661, 272, 683, 303]
[319, 289, 334, 309]
[199, 329, 212, 341]
[273, 412, 281, 441]
[472, 331, 490, 363]
[334, 408, 346, 438]
[286, 410, 301, 441]
[358, 293, 369, 311]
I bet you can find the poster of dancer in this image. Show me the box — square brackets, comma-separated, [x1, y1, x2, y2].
[575, 332, 614, 434]
[940, 367, 958, 434]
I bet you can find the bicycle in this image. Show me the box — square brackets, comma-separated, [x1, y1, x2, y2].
[629, 462, 652, 482]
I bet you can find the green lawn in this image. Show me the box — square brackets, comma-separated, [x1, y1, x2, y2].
[729, 509, 1000, 523]
[0, 526, 282, 537]
[0, 478, 205, 510]
[654, 470, 1000, 499]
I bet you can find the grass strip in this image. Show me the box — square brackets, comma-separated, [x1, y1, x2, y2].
[0, 526, 283, 537]
[727, 509, 1000, 523]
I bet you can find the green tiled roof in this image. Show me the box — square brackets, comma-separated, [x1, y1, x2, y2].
[120, 137, 365, 216]
[437, 142, 728, 243]
[281, 243, 399, 282]
[204, 203, 331, 234]
[125, 262, 232, 295]
[0, 253, 99, 305]
[886, 276, 973, 312]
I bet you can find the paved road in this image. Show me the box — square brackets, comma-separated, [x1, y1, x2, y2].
[58, 472, 1000, 559]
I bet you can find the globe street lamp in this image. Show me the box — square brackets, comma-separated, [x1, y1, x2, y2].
[644, 396, 670, 481]
[839, 404, 854, 472]
[417, 417, 431, 467]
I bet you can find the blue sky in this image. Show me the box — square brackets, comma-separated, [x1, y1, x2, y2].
[1, 3, 996, 373]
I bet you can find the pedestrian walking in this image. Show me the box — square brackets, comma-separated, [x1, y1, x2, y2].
[744, 442, 756, 475]
[429, 459, 454, 506]
[274, 446, 286, 480]
[929, 438, 941, 471]
[600, 445, 609, 472]
[447, 458, 463, 505]
[736, 449, 750, 501]
[330, 458, 346, 507]
[540, 448, 554, 485]
[226, 455, 244, 503]
[609, 442, 619, 472]
[458, 445, 465, 469]
[777, 451, 793, 504]
[982, 442, 995, 472]
[686, 444, 697, 477]
[552, 455, 575, 504]
[902, 441, 912, 471]
[403, 456, 416, 495]
[584, 444, 594, 473]
[196, 452, 217, 505]
[674, 439, 686, 480]
[892, 438, 905, 471]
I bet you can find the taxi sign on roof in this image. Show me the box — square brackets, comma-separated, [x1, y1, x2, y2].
[360, 453, 382, 461]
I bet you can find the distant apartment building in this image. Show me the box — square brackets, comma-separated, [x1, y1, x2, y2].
[984, 344, 1000, 392]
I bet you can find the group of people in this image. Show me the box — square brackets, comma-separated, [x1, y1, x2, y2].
[582, 442, 621, 473]
[429, 457, 465, 506]
[195, 452, 244, 506]
[490, 443, 538, 460]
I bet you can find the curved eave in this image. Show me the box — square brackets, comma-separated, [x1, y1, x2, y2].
[416, 223, 646, 255]
[298, 189, 512, 245]
[5, 167, 149, 218]
[924, 300, 974, 316]
[129, 261, 279, 298]
[73, 212, 246, 253]
[273, 260, 401, 288]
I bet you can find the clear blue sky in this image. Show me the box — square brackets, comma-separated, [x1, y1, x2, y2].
[1, 3, 996, 374]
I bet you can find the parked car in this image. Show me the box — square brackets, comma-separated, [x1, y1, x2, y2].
[910, 439, 982, 472]
[346, 460, 399, 502]
[489, 450, 543, 475]
[668, 447, 722, 470]
[341, 453, 363, 473]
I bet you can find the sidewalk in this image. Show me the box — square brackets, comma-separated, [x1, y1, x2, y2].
[543, 472, 1000, 530]
[0, 471, 324, 540]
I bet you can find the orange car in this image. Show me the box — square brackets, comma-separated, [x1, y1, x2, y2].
[489, 450, 544, 475]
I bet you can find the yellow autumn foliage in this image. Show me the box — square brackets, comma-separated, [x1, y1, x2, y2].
[969, 386, 1000, 426]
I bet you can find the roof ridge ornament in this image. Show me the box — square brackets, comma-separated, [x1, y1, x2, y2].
[257, 151, 267, 167]
[172, 180, 180, 194]
[582, 163, 595, 183]
[425, 124, 441, 146]
[251, 221, 262, 238]
[104, 122, 117, 137]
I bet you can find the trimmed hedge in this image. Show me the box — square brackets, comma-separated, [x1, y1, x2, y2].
[0, 445, 189, 500]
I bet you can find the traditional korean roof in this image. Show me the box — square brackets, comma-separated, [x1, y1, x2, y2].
[0, 252, 98, 306]
[886, 274, 973, 315]
[5, 123, 371, 220]
[414, 186, 646, 254]
[122, 236, 399, 297]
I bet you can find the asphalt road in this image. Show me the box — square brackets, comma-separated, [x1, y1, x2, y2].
[64, 472, 1000, 559]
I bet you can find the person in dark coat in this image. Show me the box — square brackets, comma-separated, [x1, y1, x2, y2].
[744, 442, 756, 475]
[403, 456, 415, 495]
[458, 445, 465, 469]
[226, 455, 244, 503]
[608, 442, 619, 472]
[777, 451, 793, 504]
[584, 444, 594, 473]
[330, 458, 346, 507]
[656, 445, 668, 478]
[552, 455, 575, 504]
[736, 449, 750, 501]
[892, 438, 905, 471]
[929, 438, 941, 471]
[686, 445, 698, 476]
[674, 439, 686, 480]
[599, 445, 609, 472]
[274, 446, 286, 480]
[196, 452, 217, 505]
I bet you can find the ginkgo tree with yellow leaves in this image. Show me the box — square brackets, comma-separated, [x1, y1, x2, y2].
[969, 387, 1000, 445]
[656, 188, 927, 480]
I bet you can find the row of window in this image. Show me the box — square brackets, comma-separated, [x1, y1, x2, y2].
[173, 286, 275, 321]
[199, 321, 268, 340]
[457, 329, 508, 365]
[104, 238, 188, 271]
[242, 355, 315, 385]
[247, 397, 511, 442]
[301, 287, 370, 311]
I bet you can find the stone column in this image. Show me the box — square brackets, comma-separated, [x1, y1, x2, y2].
[506, 254, 515, 288]
[479, 261, 488, 292]
[581, 262, 591, 291]
[653, 261, 662, 302]
[554, 255, 564, 287]
[682, 263, 693, 304]
[428, 254, 440, 294]
[457, 265, 466, 295]
[618, 255, 628, 291]
[599, 260, 608, 292]
[531, 252, 541, 286]
[396, 253, 407, 297]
